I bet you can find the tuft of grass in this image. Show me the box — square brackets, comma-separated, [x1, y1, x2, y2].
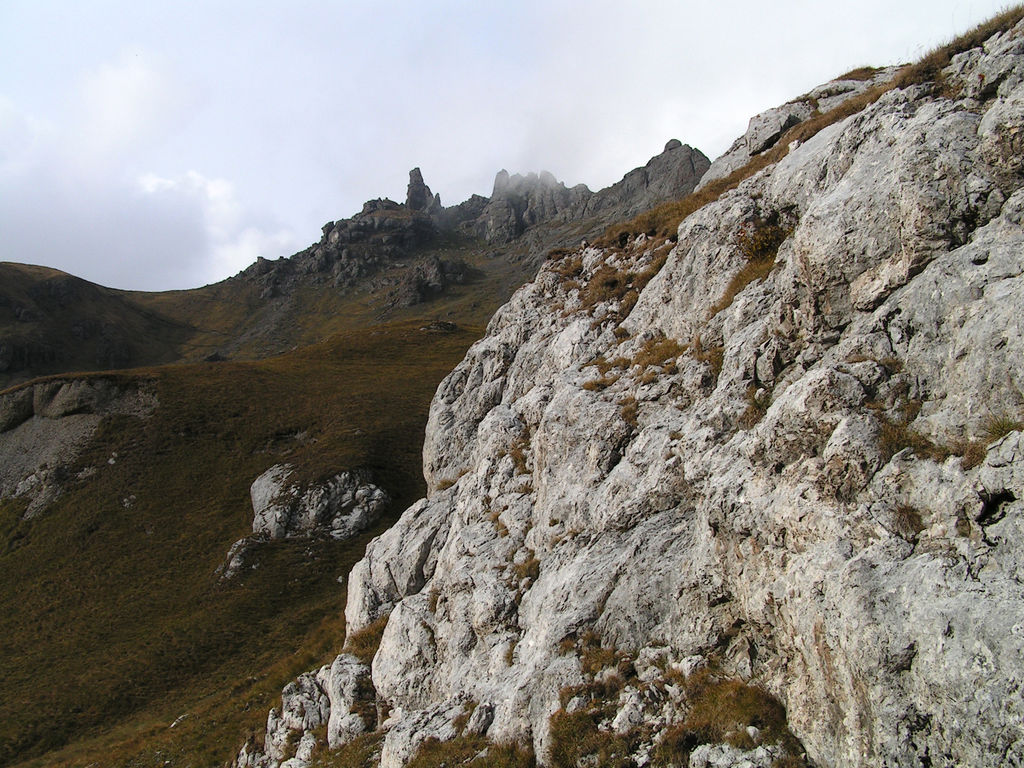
[585, 354, 631, 376]
[653, 669, 805, 766]
[308, 732, 383, 767]
[632, 335, 686, 373]
[878, 417, 946, 463]
[956, 440, 988, 470]
[576, 251, 670, 322]
[619, 395, 639, 429]
[548, 708, 637, 768]
[835, 66, 882, 81]
[690, 336, 725, 384]
[512, 550, 540, 584]
[981, 413, 1023, 443]
[709, 215, 792, 318]
[582, 373, 620, 392]
[343, 615, 390, 666]
[406, 734, 536, 768]
[893, 504, 926, 541]
[508, 435, 531, 475]
[737, 384, 772, 430]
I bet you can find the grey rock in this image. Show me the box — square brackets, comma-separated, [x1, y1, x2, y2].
[746, 101, 816, 155]
[379, 699, 466, 768]
[237, 653, 375, 768]
[405, 167, 441, 217]
[571, 141, 711, 223]
[250, 464, 389, 541]
[324, 654, 374, 748]
[0, 386, 33, 432]
[342, 21, 1024, 768]
[689, 743, 780, 768]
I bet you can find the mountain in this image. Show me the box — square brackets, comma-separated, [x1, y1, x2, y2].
[0, 142, 708, 391]
[5, 8, 1024, 768]
[230, 8, 1024, 768]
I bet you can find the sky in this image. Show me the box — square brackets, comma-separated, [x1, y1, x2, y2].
[0, 1, 1015, 291]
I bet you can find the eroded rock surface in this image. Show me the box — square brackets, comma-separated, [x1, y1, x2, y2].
[0, 378, 157, 517]
[244, 20, 1024, 768]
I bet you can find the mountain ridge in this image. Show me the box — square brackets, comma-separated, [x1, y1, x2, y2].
[0, 142, 708, 392]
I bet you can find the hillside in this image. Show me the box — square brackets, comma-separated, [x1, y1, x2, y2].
[233, 8, 1024, 768]
[0, 321, 487, 767]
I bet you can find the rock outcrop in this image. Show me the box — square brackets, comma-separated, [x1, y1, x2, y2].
[241, 19, 1024, 768]
[0, 378, 157, 517]
[218, 465, 389, 579]
[571, 139, 711, 223]
[243, 142, 710, 307]
[250, 464, 389, 541]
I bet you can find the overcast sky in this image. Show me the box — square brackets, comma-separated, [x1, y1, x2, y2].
[0, 1, 1014, 291]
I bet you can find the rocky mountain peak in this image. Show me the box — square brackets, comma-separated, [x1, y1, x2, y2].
[406, 167, 442, 215]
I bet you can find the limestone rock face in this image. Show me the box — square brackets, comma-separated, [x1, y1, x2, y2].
[341, 21, 1024, 768]
[698, 67, 898, 189]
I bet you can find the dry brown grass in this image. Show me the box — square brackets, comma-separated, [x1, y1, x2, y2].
[512, 551, 540, 584]
[835, 66, 882, 81]
[633, 335, 686, 372]
[406, 734, 535, 768]
[343, 615, 390, 665]
[981, 412, 1024, 443]
[737, 384, 772, 430]
[619, 395, 639, 429]
[582, 373, 620, 391]
[653, 669, 805, 766]
[691, 336, 725, 384]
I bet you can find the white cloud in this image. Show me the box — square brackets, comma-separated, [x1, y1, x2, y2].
[0, 96, 53, 176]
[137, 170, 301, 285]
[74, 49, 193, 167]
[0, 87, 298, 291]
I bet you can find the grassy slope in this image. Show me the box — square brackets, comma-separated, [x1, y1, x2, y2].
[0, 320, 481, 768]
[0, 231, 520, 391]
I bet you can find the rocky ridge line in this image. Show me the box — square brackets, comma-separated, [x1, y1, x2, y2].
[239, 142, 709, 306]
